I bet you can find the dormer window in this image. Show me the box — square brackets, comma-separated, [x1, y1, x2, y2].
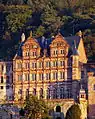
[54, 50, 58, 55]
[61, 50, 64, 54]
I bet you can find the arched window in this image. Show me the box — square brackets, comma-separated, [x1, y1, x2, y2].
[26, 89, 29, 97]
[56, 106, 61, 112]
[33, 88, 36, 96]
[40, 88, 43, 98]
[47, 88, 50, 99]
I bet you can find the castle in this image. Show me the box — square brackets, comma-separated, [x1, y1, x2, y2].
[0, 31, 95, 119]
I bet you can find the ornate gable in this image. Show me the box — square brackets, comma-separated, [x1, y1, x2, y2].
[50, 33, 69, 48]
[22, 32, 40, 50]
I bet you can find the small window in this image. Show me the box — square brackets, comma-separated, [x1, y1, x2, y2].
[25, 52, 29, 56]
[1, 76, 3, 83]
[39, 62, 43, 68]
[1, 86, 3, 89]
[32, 62, 36, 68]
[46, 73, 51, 80]
[61, 50, 64, 54]
[81, 94, 84, 98]
[40, 88, 43, 98]
[31, 73, 36, 80]
[33, 52, 36, 57]
[25, 74, 29, 81]
[46, 61, 50, 68]
[60, 72, 64, 79]
[39, 73, 43, 80]
[18, 75, 22, 80]
[53, 72, 57, 80]
[54, 50, 58, 55]
[53, 61, 57, 67]
[33, 88, 36, 95]
[93, 84, 95, 90]
[25, 63, 29, 69]
[1, 65, 4, 72]
[17, 63, 22, 69]
[60, 61, 64, 66]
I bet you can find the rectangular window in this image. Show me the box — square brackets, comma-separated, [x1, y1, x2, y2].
[39, 62, 43, 68]
[32, 74, 36, 80]
[39, 73, 43, 80]
[46, 61, 50, 68]
[25, 74, 29, 81]
[53, 61, 57, 67]
[46, 73, 51, 80]
[93, 84, 95, 90]
[25, 63, 30, 69]
[60, 72, 64, 79]
[33, 52, 36, 57]
[25, 52, 29, 56]
[53, 72, 57, 80]
[18, 75, 22, 80]
[61, 50, 64, 54]
[60, 61, 64, 66]
[54, 50, 58, 55]
[1, 86, 3, 89]
[32, 62, 36, 68]
[0, 65, 4, 72]
[1, 76, 3, 83]
[17, 63, 22, 69]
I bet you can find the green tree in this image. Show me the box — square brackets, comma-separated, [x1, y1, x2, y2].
[34, 25, 45, 38]
[65, 104, 81, 119]
[24, 95, 50, 119]
[41, 5, 63, 37]
[27, 0, 48, 12]
[5, 5, 32, 32]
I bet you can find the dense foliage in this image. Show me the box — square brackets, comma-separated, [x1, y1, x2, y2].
[24, 95, 50, 119]
[0, 0, 95, 60]
[65, 104, 81, 119]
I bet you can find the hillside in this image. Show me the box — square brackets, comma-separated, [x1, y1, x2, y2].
[0, 0, 95, 60]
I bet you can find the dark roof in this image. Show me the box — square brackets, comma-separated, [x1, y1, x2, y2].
[15, 35, 81, 58]
[65, 36, 81, 49]
[16, 41, 25, 58]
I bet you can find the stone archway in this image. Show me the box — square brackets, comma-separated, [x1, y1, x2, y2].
[56, 105, 61, 112]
